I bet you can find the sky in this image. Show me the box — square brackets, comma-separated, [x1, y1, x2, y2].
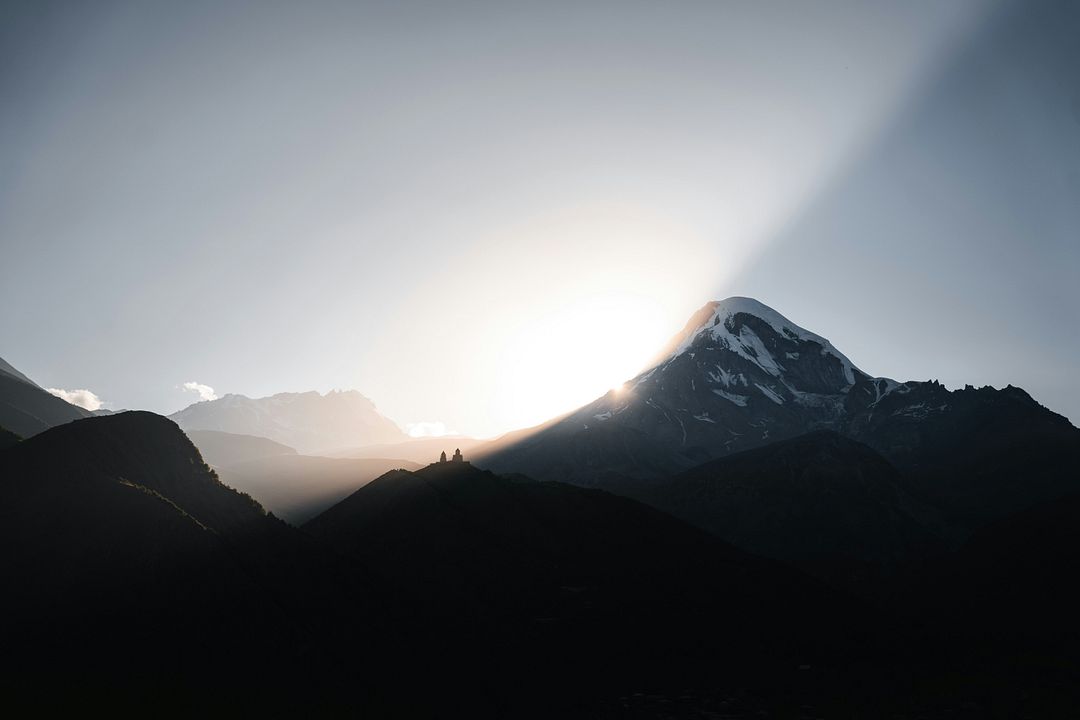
[2, 0, 1076, 437]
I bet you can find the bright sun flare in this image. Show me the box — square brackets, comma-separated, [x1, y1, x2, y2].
[492, 294, 669, 432]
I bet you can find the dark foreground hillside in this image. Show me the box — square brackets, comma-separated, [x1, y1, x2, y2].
[632, 431, 946, 598]
[4, 412, 1080, 716]
[304, 460, 878, 714]
[0, 413, 877, 716]
[0, 413, 381, 714]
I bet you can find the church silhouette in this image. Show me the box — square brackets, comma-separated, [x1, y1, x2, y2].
[438, 448, 466, 464]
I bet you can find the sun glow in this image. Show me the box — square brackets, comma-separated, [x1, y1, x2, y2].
[368, 201, 732, 439]
[491, 292, 668, 431]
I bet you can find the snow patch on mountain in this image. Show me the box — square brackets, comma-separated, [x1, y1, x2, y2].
[755, 383, 785, 405]
[712, 389, 749, 407]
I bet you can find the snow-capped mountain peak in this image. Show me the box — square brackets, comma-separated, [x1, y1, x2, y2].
[525, 297, 881, 467]
[477, 297, 1067, 495]
[657, 297, 861, 387]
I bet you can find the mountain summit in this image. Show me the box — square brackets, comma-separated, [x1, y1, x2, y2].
[650, 296, 866, 404]
[655, 297, 861, 387]
[479, 297, 879, 482]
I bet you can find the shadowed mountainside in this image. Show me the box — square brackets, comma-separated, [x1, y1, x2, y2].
[1, 411, 881, 715]
[0, 412, 379, 711]
[303, 460, 875, 710]
[477, 299, 1080, 548]
[0, 355, 91, 438]
[630, 430, 946, 597]
[844, 381, 1080, 536]
[4, 410, 1080, 714]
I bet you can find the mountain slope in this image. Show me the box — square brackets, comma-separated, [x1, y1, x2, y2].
[0, 355, 91, 437]
[0, 355, 38, 386]
[170, 389, 406, 453]
[303, 461, 870, 706]
[0, 412, 302, 697]
[0, 411, 379, 709]
[477, 297, 875, 484]
[634, 430, 946, 595]
[844, 380, 1080, 535]
[476, 298, 1080, 540]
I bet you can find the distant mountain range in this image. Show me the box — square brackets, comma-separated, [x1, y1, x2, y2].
[169, 389, 407, 453]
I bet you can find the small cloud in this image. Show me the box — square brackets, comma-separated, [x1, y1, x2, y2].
[182, 381, 218, 402]
[47, 387, 104, 412]
[405, 421, 456, 438]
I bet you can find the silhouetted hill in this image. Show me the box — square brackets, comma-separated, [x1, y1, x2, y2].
[6, 408, 1079, 714]
[185, 428, 298, 467]
[633, 431, 946, 596]
[4, 412, 882, 714]
[0, 411, 377, 711]
[304, 461, 873, 710]
[5, 411, 276, 530]
[216, 454, 421, 524]
[845, 381, 1080, 535]
[0, 355, 91, 437]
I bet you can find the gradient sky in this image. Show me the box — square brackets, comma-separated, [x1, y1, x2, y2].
[2, 0, 1076, 437]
